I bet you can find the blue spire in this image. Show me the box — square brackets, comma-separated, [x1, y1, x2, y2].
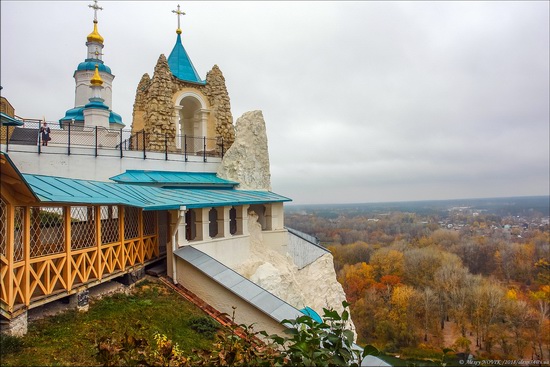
[167, 34, 205, 84]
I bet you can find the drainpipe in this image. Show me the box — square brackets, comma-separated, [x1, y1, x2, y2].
[171, 206, 186, 284]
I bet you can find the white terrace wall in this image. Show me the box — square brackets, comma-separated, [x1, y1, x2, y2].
[176, 259, 287, 337]
[2, 146, 220, 181]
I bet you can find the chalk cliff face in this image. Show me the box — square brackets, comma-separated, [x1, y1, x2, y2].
[216, 110, 271, 191]
[234, 212, 355, 334]
[219, 110, 355, 334]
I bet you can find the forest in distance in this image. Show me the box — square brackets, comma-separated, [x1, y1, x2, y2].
[284, 195, 550, 363]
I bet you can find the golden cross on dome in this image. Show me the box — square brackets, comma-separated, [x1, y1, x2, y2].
[172, 4, 186, 34]
[88, 0, 103, 22]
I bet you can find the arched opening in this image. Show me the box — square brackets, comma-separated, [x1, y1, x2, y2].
[176, 94, 206, 153]
[249, 204, 267, 230]
[185, 209, 196, 241]
[208, 208, 218, 238]
[229, 207, 237, 235]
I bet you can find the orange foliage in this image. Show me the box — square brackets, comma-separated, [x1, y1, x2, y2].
[380, 275, 401, 286]
[338, 262, 375, 303]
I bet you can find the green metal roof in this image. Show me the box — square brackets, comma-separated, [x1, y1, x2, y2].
[0, 112, 24, 126]
[22, 173, 291, 210]
[109, 170, 238, 187]
[167, 34, 205, 84]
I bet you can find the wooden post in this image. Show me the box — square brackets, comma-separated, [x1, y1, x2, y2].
[6, 202, 15, 311]
[64, 206, 72, 290]
[23, 207, 31, 306]
[95, 205, 102, 280]
[138, 208, 144, 262]
[119, 206, 125, 271]
[155, 211, 159, 255]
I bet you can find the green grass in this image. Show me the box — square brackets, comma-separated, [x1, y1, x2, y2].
[1, 279, 217, 366]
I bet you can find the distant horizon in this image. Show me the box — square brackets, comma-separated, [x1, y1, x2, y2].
[285, 194, 550, 207]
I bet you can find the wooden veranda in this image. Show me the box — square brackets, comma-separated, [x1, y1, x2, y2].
[0, 154, 166, 318]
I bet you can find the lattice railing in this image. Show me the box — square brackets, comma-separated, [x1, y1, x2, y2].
[0, 201, 161, 312]
[0, 198, 6, 258]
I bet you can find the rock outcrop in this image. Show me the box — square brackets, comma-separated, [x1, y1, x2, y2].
[234, 212, 356, 335]
[217, 110, 271, 190]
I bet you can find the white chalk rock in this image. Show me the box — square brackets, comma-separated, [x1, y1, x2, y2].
[217, 110, 271, 190]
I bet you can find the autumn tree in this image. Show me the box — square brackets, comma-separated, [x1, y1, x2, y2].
[502, 290, 533, 358]
[369, 248, 404, 280]
[433, 256, 469, 331]
[417, 287, 438, 342]
[388, 285, 418, 347]
[530, 285, 550, 360]
[338, 262, 375, 303]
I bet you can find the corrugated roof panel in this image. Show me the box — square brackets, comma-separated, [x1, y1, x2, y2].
[21, 173, 291, 210]
[109, 170, 238, 187]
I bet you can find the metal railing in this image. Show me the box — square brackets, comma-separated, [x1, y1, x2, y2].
[1, 120, 225, 161]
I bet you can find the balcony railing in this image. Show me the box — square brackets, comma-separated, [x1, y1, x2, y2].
[0, 198, 163, 314]
[1, 120, 225, 162]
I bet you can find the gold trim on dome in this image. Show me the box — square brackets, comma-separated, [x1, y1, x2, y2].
[90, 64, 103, 86]
[87, 20, 104, 44]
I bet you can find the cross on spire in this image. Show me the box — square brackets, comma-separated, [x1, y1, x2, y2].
[172, 4, 186, 34]
[88, 0, 103, 22]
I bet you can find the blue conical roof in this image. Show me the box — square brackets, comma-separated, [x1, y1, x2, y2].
[167, 34, 205, 84]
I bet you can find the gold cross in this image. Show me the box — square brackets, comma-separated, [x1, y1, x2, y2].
[88, 0, 103, 22]
[172, 4, 186, 32]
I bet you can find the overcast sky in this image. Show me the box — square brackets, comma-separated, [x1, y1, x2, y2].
[1, 1, 549, 205]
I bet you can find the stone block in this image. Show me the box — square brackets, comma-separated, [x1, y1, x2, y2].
[69, 289, 90, 312]
[0, 311, 28, 336]
[119, 267, 145, 286]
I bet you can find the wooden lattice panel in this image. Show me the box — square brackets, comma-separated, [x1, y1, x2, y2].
[124, 207, 140, 240]
[0, 198, 6, 257]
[143, 211, 156, 236]
[30, 207, 65, 258]
[100, 206, 119, 244]
[71, 206, 96, 250]
[14, 207, 24, 262]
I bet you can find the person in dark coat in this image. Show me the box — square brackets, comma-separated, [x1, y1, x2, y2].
[40, 122, 51, 146]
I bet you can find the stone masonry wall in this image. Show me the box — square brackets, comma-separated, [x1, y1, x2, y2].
[131, 56, 235, 152]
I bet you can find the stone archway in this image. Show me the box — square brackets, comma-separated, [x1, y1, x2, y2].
[174, 92, 209, 153]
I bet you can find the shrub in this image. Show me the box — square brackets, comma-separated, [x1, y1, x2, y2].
[94, 302, 378, 366]
[188, 316, 220, 338]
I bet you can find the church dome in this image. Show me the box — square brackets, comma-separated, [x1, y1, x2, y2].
[87, 21, 104, 44]
[90, 65, 103, 86]
[76, 61, 112, 74]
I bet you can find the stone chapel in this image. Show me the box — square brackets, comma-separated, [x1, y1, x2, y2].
[130, 5, 235, 155]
